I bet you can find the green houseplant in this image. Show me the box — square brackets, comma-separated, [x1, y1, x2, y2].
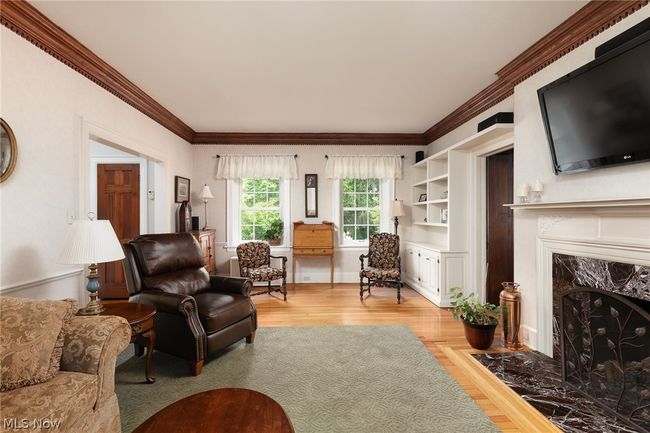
[262, 219, 284, 246]
[450, 287, 500, 350]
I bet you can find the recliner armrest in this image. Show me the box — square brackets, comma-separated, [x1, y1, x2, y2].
[133, 291, 197, 314]
[209, 275, 253, 296]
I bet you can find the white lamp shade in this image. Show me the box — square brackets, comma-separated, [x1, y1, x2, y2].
[199, 184, 214, 200]
[58, 219, 125, 265]
[390, 200, 406, 217]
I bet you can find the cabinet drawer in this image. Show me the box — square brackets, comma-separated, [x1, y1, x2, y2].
[294, 248, 333, 256]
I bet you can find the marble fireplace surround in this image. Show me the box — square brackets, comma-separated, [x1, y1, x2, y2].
[536, 205, 650, 357]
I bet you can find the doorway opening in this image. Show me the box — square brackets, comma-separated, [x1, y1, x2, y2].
[88, 139, 158, 299]
[485, 149, 514, 304]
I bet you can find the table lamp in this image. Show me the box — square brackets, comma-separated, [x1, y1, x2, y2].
[199, 184, 214, 230]
[58, 213, 125, 315]
[390, 199, 406, 235]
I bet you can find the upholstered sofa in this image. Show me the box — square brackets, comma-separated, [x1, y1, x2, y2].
[0, 297, 131, 433]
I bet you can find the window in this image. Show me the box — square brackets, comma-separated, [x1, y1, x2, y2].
[240, 178, 281, 241]
[341, 178, 382, 243]
[228, 177, 290, 247]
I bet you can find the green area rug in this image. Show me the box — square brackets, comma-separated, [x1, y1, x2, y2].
[116, 325, 499, 433]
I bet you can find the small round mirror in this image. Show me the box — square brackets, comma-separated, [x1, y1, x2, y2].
[1, 118, 17, 182]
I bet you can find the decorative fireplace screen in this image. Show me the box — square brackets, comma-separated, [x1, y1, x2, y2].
[561, 287, 650, 432]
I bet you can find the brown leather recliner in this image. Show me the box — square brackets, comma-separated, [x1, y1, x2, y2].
[122, 232, 256, 376]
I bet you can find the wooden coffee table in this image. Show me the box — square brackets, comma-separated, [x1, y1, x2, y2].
[100, 302, 156, 384]
[133, 388, 295, 433]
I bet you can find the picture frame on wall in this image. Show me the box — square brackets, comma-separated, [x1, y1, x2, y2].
[305, 174, 318, 218]
[175, 176, 190, 203]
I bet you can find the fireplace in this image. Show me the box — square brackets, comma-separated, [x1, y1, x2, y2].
[554, 253, 650, 432]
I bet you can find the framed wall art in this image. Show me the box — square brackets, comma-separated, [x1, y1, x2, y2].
[175, 176, 191, 203]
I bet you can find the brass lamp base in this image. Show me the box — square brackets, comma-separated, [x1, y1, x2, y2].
[78, 292, 105, 315]
[78, 264, 105, 315]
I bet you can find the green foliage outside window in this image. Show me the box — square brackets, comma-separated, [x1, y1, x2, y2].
[241, 178, 282, 242]
[342, 178, 380, 242]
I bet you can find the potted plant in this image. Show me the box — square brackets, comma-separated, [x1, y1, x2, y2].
[450, 287, 500, 350]
[262, 219, 284, 246]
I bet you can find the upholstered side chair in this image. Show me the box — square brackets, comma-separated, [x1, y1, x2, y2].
[122, 233, 256, 376]
[359, 233, 402, 303]
[236, 241, 288, 301]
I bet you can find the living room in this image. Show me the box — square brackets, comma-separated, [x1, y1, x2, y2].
[1, 1, 649, 432]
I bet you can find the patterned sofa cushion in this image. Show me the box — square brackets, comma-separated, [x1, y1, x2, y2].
[0, 371, 98, 431]
[0, 297, 78, 391]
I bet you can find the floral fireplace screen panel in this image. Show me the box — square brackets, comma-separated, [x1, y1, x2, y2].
[561, 287, 650, 432]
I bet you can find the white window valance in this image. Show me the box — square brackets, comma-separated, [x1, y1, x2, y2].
[215, 155, 298, 180]
[325, 155, 403, 179]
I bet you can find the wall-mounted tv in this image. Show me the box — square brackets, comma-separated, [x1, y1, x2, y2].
[538, 31, 650, 175]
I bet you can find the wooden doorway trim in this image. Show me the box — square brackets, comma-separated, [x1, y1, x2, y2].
[464, 132, 514, 303]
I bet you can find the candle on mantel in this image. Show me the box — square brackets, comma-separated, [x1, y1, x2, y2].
[517, 183, 531, 197]
[533, 179, 544, 192]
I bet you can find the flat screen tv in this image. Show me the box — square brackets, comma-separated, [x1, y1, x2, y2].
[538, 31, 650, 175]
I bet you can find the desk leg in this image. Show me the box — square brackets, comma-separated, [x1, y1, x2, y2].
[292, 256, 296, 289]
[144, 329, 156, 384]
[330, 255, 334, 288]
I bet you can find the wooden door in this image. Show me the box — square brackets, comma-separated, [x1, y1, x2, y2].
[486, 150, 514, 304]
[97, 163, 140, 299]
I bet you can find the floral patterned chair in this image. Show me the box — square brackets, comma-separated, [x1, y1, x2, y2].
[237, 241, 288, 301]
[359, 233, 402, 303]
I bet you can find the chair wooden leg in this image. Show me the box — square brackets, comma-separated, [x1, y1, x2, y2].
[246, 331, 256, 344]
[359, 277, 364, 301]
[268, 281, 271, 294]
[134, 343, 144, 357]
[397, 282, 401, 304]
[282, 276, 287, 301]
[191, 360, 204, 376]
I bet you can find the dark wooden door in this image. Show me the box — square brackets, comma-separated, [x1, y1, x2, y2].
[486, 150, 514, 304]
[97, 163, 140, 299]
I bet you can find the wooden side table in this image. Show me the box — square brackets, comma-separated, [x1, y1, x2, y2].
[292, 221, 334, 288]
[100, 302, 156, 384]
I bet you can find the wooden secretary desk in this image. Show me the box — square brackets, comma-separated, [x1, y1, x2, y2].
[292, 221, 334, 288]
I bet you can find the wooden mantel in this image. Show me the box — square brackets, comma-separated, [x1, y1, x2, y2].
[504, 197, 650, 210]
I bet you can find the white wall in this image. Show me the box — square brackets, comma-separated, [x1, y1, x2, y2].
[192, 144, 425, 283]
[428, 7, 650, 349]
[0, 28, 193, 300]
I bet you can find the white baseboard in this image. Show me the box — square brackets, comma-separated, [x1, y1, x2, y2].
[522, 324, 538, 350]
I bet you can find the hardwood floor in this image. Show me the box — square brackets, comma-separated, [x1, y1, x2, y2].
[254, 283, 558, 433]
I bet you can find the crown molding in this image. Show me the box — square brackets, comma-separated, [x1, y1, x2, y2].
[192, 132, 424, 146]
[2, 0, 647, 147]
[0, 0, 195, 142]
[423, 1, 648, 144]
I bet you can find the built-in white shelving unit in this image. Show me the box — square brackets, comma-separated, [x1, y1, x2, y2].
[404, 123, 514, 306]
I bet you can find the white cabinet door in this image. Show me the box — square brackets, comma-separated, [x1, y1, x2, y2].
[430, 252, 441, 296]
[419, 250, 434, 289]
[405, 248, 418, 282]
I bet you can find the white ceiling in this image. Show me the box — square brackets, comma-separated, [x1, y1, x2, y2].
[33, 1, 585, 133]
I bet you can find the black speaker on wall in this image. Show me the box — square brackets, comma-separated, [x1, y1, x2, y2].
[191, 216, 200, 231]
[415, 151, 424, 163]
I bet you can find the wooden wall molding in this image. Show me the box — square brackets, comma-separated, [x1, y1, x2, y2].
[423, 1, 648, 144]
[192, 132, 424, 146]
[2, 0, 647, 146]
[0, 0, 195, 142]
